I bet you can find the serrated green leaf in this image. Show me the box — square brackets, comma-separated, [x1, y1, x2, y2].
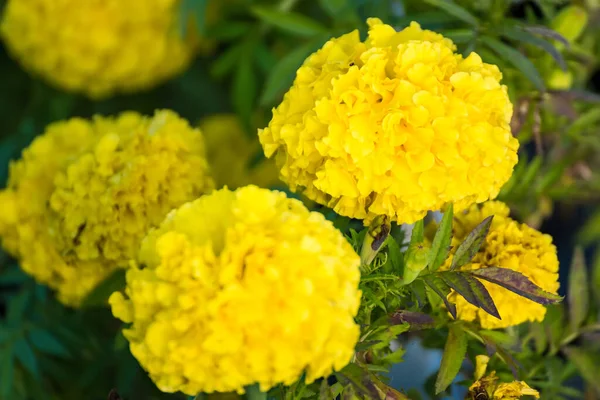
[260, 37, 325, 106]
[422, 0, 478, 26]
[440, 272, 500, 319]
[422, 276, 457, 318]
[428, 204, 453, 272]
[481, 36, 546, 92]
[386, 236, 404, 276]
[251, 6, 327, 37]
[568, 247, 588, 330]
[564, 347, 600, 393]
[498, 25, 567, 71]
[14, 338, 39, 379]
[435, 324, 467, 394]
[472, 267, 563, 305]
[81, 269, 126, 308]
[451, 216, 493, 270]
[28, 329, 70, 358]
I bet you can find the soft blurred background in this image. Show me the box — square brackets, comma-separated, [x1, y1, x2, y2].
[0, 0, 599, 399]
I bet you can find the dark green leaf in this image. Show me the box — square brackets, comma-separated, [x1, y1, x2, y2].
[81, 269, 126, 308]
[498, 25, 567, 71]
[451, 216, 493, 270]
[422, 0, 478, 26]
[386, 236, 404, 276]
[233, 59, 257, 123]
[319, 0, 347, 15]
[440, 29, 474, 44]
[435, 324, 467, 394]
[427, 203, 453, 272]
[336, 364, 379, 399]
[319, 379, 332, 400]
[564, 347, 600, 393]
[7, 289, 31, 325]
[260, 37, 325, 105]
[440, 272, 500, 319]
[0, 265, 28, 285]
[471, 267, 563, 305]
[0, 349, 14, 398]
[251, 6, 327, 37]
[495, 345, 521, 378]
[481, 36, 546, 92]
[245, 384, 267, 400]
[513, 155, 543, 196]
[410, 218, 424, 246]
[28, 329, 70, 358]
[568, 247, 588, 330]
[206, 22, 251, 41]
[422, 276, 457, 318]
[14, 338, 39, 379]
[210, 43, 243, 79]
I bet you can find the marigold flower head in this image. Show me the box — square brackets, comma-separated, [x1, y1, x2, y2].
[201, 114, 280, 190]
[0, 0, 205, 98]
[441, 201, 559, 329]
[0, 110, 213, 306]
[109, 186, 361, 395]
[259, 18, 518, 224]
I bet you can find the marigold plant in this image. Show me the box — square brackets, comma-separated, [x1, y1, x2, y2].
[260, 18, 518, 224]
[110, 186, 361, 395]
[0, 110, 213, 305]
[0, 0, 201, 98]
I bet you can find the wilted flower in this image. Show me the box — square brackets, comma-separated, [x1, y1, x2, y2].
[0, 110, 213, 305]
[260, 18, 518, 224]
[468, 355, 539, 399]
[110, 186, 361, 395]
[0, 0, 204, 98]
[201, 114, 280, 190]
[441, 201, 559, 329]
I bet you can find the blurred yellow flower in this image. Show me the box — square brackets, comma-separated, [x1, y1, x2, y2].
[110, 186, 361, 395]
[0, 0, 205, 98]
[0, 110, 213, 306]
[259, 18, 518, 224]
[441, 201, 559, 329]
[201, 114, 280, 189]
[469, 355, 539, 399]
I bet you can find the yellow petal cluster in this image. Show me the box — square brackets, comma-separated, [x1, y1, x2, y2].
[0, 0, 200, 98]
[259, 18, 518, 224]
[441, 201, 559, 329]
[109, 186, 361, 395]
[469, 355, 539, 399]
[0, 110, 213, 306]
[201, 114, 280, 190]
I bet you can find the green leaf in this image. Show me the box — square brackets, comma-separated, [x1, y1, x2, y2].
[410, 218, 424, 246]
[440, 272, 500, 319]
[481, 36, 546, 92]
[0, 349, 14, 398]
[14, 338, 39, 379]
[319, 0, 347, 15]
[427, 203, 453, 272]
[7, 289, 31, 325]
[568, 247, 588, 330]
[390, 310, 435, 331]
[440, 29, 474, 44]
[422, 276, 457, 318]
[233, 58, 257, 124]
[471, 267, 563, 305]
[251, 6, 327, 37]
[206, 22, 251, 41]
[260, 37, 325, 105]
[245, 384, 266, 400]
[564, 347, 600, 393]
[0, 265, 28, 285]
[28, 329, 70, 358]
[81, 269, 126, 308]
[523, 25, 570, 47]
[498, 25, 567, 71]
[435, 324, 468, 394]
[451, 216, 493, 270]
[422, 0, 478, 26]
[210, 43, 243, 79]
[179, 0, 208, 37]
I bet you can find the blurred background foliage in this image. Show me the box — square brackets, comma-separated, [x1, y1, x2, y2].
[1, 0, 600, 399]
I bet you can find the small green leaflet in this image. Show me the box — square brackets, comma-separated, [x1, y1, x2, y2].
[422, 275, 457, 319]
[451, 216, 493, 270]
[427, 203, 453, 272]
[568, 247, 588, 330]
[435, 324, 467, 394]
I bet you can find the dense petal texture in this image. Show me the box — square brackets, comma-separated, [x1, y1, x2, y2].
[110, 186, 361, 394]
[260, 18, 518, 224]
[201, 115, 280, 190]
[0, 110, 213, 305]
[1, 0, 199, 98]
[441, 201, 559, 329]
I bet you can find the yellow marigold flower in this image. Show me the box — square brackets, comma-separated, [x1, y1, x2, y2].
[109, 186, 361, 395]
[201, 114, 280, 189]
[440, 201, 559, 329]
[0, 110, 213, 306]
[0, 0, 204, 98]
[468, 355, 539, 399]
[259, 18, 518, 224]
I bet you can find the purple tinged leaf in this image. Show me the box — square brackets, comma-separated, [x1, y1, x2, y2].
[568, 247, 589, 330]
[471, 267, 563, 305]
[496, 345, 521, 379]
[422, 276, 457, 319]
[523, 25, 570, 47]
[440, 272, 501, 319]
[451, 216, 494, 270]
[390, 310, 435, 331]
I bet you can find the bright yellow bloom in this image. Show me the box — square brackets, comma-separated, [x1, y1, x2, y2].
[469, 355, 539, 399]
[110, 186, 361, 395]
[441, 201, 559, 329]
[0, 0, 202, 98]
[0, 110, 213, 306]
[201, 114, 280, 190]
[259, 18, 518, 224]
